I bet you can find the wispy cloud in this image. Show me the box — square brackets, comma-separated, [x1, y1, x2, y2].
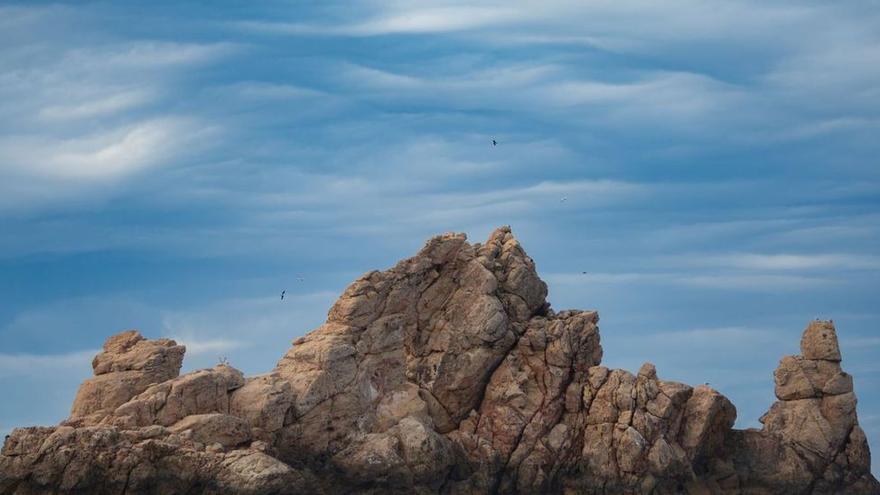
[212, 81, 324, 100]
[235, 1, 879, 146]
[546, 271, 838, 292]
[60, 41, 238, 70]
[37, 89, 156, 121]
[1, 117, 215, 181]
[677, 273, 838, 290]
[235, 1, 813, 44]
[0, 35, 235, 211]
[660, 253, 880, 271]
[0, 349, 96, 378]
[234, 6, 523, 37]
[156, 291, 339, 372]
[166, 336, 246, 356]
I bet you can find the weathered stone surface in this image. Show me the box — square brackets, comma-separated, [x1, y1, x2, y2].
[229, 373, 293, 442]
[2, 228, 877, 494]
[110, 364, 245, 428]
[169, 413, 252, 448]
[801, 320, 842, 361]
[0, 425, 319, 495]
[69, 330, 185, 423]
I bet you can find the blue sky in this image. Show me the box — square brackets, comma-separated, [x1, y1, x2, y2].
[1, 0, 878, 474]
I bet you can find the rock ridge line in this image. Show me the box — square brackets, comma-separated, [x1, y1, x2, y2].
[1, 227, 877, 494]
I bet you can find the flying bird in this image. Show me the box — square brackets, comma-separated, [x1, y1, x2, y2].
[560, 196, 568, 203]
[492, 139, 497, 146]
[281, 290, 286, 300]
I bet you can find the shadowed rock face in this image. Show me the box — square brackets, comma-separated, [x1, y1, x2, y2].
[1, 227, 877, 494]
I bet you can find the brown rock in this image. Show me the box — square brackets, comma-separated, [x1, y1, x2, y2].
[112, 364, 245, 428]
[169, 413, 252, 448]
[69, 331, 185, 422]
[229, 373, 293, 440]
[2, 228, 877, 495]
[801, 320, 842, 361]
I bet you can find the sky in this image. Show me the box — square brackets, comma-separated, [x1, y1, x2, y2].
[0, 0, 878, 474]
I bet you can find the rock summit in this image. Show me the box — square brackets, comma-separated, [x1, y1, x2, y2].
[2, 227, 877, 494]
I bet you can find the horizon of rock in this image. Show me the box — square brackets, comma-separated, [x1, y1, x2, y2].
[1, 226, 877, 494]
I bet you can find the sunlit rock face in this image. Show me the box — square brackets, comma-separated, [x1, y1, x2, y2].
[2, 227, 877, 494]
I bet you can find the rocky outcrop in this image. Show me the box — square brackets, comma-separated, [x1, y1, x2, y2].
[721, 320, 878, 494]
[69, 330, 185, 424]
[1, 227, 877, 494]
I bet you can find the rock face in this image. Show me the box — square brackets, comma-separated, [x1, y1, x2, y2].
[69, 330, 185, 423]
[1, 227, 877, 494]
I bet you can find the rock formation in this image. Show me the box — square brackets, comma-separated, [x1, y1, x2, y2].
[1, 227, 877, 494]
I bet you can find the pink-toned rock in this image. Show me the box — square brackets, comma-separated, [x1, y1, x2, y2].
[2, 229, 877, 495]
[112, 364, 245, 428]
[801, 320, 842, 361]
[169, 413, 252, 448]
[229, 373, 293, 441]
[69, 330, 185, 422]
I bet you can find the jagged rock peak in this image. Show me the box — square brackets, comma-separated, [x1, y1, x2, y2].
[1, 228, 877, 494]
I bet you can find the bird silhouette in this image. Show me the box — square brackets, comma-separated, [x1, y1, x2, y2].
[281, 290, 286, 300]
[492, 139, 497, 146]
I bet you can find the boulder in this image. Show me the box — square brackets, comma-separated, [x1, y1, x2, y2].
[69, 330, 185, 423]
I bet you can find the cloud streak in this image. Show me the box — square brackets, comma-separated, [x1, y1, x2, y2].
[0, 350, 96, 378]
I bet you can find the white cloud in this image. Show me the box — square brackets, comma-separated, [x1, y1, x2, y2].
[235, 1, 879, 144]
[0, 117, 216, 181]
[545, 272, 662, 286]
[350, 6, 523, 35]
[341, 61, 561, 95]
[235, 1, 812, 44]
[234, 6, 523, 37]
[545, 271, 837, 291]
[672, 253, 880, 271]
[676, 273, 836, 291]
[766, 117, 880, 142]
[37, 89, 156, 121]
[0, 4, 75, 33]
[640, 326, 789, 345]
[166, 336, 247, 356]
[543, 71, 747, 125]
[0, 33, 236, 212]
[0, 350, 96, 378]
[61, 41, 238, 71]
[216, 81, 324, 100]
[156, 291, 339, 372]
[335, 61, 748, 134]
